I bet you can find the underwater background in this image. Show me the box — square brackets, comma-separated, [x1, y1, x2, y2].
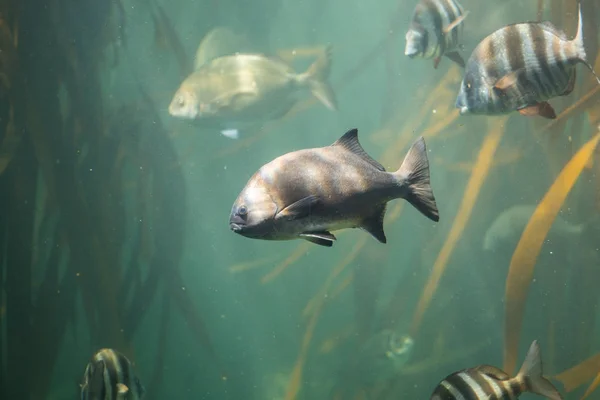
[1, 0, 600, 399]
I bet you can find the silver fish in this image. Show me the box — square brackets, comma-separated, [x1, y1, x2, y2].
[80, 349, 145, 400]
[229, 129, 440, 247]
[405, 0, 469, 69]
[456, 3, 600, 119]
[483, 204, 584, 251]
[431, 340, 562, 400]
[168, 49, 337, 139]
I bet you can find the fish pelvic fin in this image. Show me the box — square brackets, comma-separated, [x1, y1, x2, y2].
[572, 2, 600, 84]
[396, 137, 439, 222]
[298, 45, 338, 110]
[517, 340, 563, 400]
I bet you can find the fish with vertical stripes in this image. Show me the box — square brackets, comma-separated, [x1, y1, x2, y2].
[430, 340, 562, 400]
[80, 348, 145, 400]
[404, 0, 469, 69]
[455, 3, 600, 119]
[229, 129, 440, 247]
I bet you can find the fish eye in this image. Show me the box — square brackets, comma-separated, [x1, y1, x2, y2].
[466, 82, 472, 89]
[238, 205, 248, 216]
[177, 96, 185, 106]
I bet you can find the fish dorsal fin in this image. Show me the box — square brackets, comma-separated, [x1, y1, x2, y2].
[361, 204, 387, 243]
[332, 129, 385, 171]
[475, 365, 511, 380]
[300, 231, 336, 247]
[277, 195, 321, 221]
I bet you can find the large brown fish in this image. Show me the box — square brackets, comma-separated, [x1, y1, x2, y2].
[168, 48, 337, 139]
[229, 129, 439, 247]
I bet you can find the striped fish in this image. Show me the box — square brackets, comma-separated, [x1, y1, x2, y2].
[404, 0, 469, 69]
[80, 349, 145, 400]
[455, 2, 600, 119]
[430, 340, 562, 400]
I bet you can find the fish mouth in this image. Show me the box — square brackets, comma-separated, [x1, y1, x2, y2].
[404, 49, 418, 58]
[229, 222, 244, 233]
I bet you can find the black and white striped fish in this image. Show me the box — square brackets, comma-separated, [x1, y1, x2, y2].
[80, 348, 145, 400]
[455, 3, 600, 119]
[404, 0, 469, 69]
[430, 340, 562, 400]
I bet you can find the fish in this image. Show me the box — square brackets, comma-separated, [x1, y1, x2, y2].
[229, 129, 440, 247]
[168, 48, 337, 140]
[483, 204, 584, 251]
[404, 0, 469, 69]
[456, 3, 600, 119]
[80, 348, 145, 400]
[430, 340, 562, 400]
[354, 330, 415, 384]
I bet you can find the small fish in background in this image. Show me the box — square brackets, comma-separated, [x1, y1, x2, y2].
[80, 348, 145, 400]
[430, 340, 562, 399]
[193, 27, 255, 70]
[168, 47, 337, 140]
[404, 0, 469, 69]
[483, 204, 585, 251]
[229, 129, 439, 247]
[456, 3, 600, 119]
[353, 329, 415, 384]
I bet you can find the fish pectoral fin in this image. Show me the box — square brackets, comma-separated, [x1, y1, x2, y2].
[361, 205, 387, 243]
[518, 102, 556, 119]
[212, 88, 258, 109]
[300, 231, 336, 247]
[444, 52, 465, 68]
[117, 383, 129, 394]
[277, 195, 321, 220]
[493, 69, 527, 93]
[442, 11, 469, 34]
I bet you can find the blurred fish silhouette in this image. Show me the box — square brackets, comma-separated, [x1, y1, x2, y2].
[430, 340, 562, 399]
[354, 329, 415, 383]
[168, 47, 337, 140]
[483, 204, 588, 251]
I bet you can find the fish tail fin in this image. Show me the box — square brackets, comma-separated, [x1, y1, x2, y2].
[517, 340, 563, 400]
[573, 2, 600, 84]
[301, 45, 338, 110]
[395, 137, 439, 222]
